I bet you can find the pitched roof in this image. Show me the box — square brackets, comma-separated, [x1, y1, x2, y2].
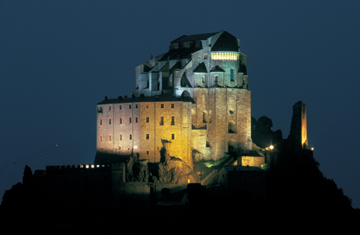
[193, 62, 207, 73]
[211, 31, 239, 52]
[210, 65, 225, 72]
[171, 32, 218, 43]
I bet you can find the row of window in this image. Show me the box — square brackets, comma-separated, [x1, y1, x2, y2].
[100, 116, 176, 125]
[106, 103, 175, 111]
[100, 133, 175, 141]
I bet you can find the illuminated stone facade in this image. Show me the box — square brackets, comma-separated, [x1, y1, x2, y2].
[96, 31, 252, 166]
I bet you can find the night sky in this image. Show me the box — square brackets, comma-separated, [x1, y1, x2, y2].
[1, 1, 360, 208]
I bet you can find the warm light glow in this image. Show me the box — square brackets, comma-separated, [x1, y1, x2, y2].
[211, 52, 239, 61]
[311, 147, 314, 151]
[269, 145, 274, 150]
[188, 179, 190, 183]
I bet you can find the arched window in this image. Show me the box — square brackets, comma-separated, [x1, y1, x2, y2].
[228, 121, 236, 133]
[230, 68, 234, 82]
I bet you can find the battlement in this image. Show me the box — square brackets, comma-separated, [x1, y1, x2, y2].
[46, 164, 112, 173]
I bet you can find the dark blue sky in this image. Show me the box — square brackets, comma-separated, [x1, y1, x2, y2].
[1, 0, 360, 208]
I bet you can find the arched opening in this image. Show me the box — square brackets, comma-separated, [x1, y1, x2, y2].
[228, 121, 236, 133]
[181, 90, 191, 98]
[230, 68, 234, 82]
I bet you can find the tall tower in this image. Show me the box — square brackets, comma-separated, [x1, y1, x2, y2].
[288, 101, 308, 153]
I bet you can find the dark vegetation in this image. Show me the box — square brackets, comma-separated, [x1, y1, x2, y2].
[1, 115, 360, 233]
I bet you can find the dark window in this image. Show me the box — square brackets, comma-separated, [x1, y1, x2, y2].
[100, 119, 102, 125]
[146, 117, 149, 123]
[136, 104, 138, 109]
[109, 119, 111, 125]
[160, 117, 164, 125]
[100, 136, 102, 141]
[171, 116, 175, 125]
[129, 118, 131, 124]
[146, 134, 149, 139]
[136, 117, 138, 123]
[161, 104, 164, 108]
[109, 106, 111, 110]
[171, 134, 175, 139]
[130, 134, 132, 140]
[120, 135, 122, 140]
[146, 151, 149, 155]
[129, 104, 132, 109]
[171, 104, 174, 108]
[120, 105, 122, 110]
[230, 68, 234, 81]
[120, 118, 122, 124]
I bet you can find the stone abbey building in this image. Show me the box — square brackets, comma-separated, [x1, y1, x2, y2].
[96, 31, 252, 168]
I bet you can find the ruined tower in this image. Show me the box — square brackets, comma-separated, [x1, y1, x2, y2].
[287, 101, 308, 153]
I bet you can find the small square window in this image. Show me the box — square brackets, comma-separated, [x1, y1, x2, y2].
[171, 104, 174, 108]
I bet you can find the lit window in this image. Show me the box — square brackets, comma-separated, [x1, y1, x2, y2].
[120, 118, 122, 124]
[100, 119, 102, 125]
[171, 116, 175, 125]
[172, 134, 175, 139]
[109, 119, 111, 125]
[171, 104, 174, 108]
[146, 117, 149, 123]
[146, 134, 149, 139]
